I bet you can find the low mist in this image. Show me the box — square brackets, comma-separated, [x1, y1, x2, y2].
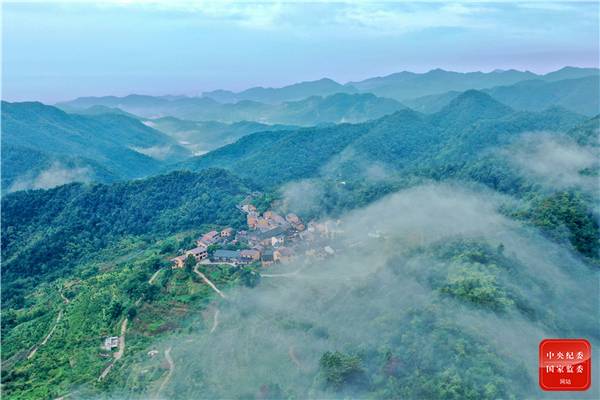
[8, 162, 91, 192]
[504, 132, 599, 194]
[110, 183, 598, 399]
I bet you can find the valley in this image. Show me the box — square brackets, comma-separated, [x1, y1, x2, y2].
[1, 67, 599, 400]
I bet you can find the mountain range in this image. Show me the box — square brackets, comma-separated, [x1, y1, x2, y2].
[143, 117, 297, 155]
[5, 67, 597, 194]
[175, 90, 587, 188]
[57, 67, 598, 126]
[58, 92, 406, 125]
[202, 66, 598, 103]
[2, 68, 599, 400]
[1, 101, 190, 191]
[406, 75, 599, 116]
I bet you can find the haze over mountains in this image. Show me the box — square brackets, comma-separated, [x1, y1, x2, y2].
[2, 65, 599, 399]
[58, 92, 406, 126]
[1, 101, 190, 192]
[176, 90, 587, 189]
[57, 66, 599, 125]
[201, 66, 599, 103]
[406, 75, 600, 115]
[3, 66, 597, 194]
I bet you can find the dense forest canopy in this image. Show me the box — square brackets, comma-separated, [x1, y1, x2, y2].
[1, 66, 599, 400]
[1, 169, 249, 307]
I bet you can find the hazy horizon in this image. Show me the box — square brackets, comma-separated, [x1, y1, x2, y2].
[2, 1, 599, 103]
[3, 65, 600, 105]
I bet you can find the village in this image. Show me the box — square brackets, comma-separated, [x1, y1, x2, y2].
[100, 199, 345, 357]
[168, 199, 343, 270]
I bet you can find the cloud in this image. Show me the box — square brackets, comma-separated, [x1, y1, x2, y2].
[9, 162, 91, 192]
[4, 1, 498, 34]
[504, 132, 599, 194]
[107, 182, 598, 398]
[131, 145, 174, 160]
[332, 2, 496, 35]
[279, 179, 325, 216]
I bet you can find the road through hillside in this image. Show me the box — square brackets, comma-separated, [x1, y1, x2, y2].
[155, 347, 174, 399]
[98, 318, 128, 381]
[193, 265, 227, 299]
[27, 309, 64, 360]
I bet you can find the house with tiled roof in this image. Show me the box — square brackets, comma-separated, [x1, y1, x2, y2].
[261, 249, 274, 266]
[212, 249, 241, 263]
[274, 247, 294, 263]
[221, 227, 234, 238]
[240, 249, 261, 262]
[186, 246, 208, 261]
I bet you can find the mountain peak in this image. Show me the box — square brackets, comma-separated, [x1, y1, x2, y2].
[432, 89, 513, 126]
[450, 89, 511, 109]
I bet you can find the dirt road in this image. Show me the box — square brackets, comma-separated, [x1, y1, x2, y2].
[27, 309, 64, 360]
[60, 291, 70, 304]
[210, 309, 220, 334]
[261, 269, 303, 278]
[155, 347, 174, 398]
[193, 265, 227, 299]
[98, 318, 128, 381]
[148, 269, 162, 284]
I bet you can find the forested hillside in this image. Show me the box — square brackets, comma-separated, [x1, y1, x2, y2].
[1, 70, 598, 400]
[175, 92, 598, 265]
[177, 90, 585, 188]
[144, 117, 297, 155]
[1, 169, 249, 307]
[58, 93, 406, 126]
[1, 101, 190, 191]
[404, 75, 599, 115]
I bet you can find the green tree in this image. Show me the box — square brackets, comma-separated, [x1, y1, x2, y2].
[319, 351, 366, 390]
[127, 306, 137, 320]
[184, 254, 196, 273]
[240, 268, 260, 288]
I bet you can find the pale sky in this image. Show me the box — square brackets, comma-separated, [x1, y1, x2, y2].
[2, 1, 599, 103]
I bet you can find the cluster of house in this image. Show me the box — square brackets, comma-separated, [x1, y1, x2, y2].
[242, 206, 304, 265]
[169, 205, 305, 268]
[169, 228, 229, 268]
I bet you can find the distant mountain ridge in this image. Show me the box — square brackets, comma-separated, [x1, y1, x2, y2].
[58, 67, 598, 122]
[175, 90, 586, 188]
[202, 77, 355, 104]
[58, 92, 406, 125]
[1, 101, 191, 191]
[405, 75, 599, 115]
[204, 66, 599, 103]
[347, 66, 599, 101]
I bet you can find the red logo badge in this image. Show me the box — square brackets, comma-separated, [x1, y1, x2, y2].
[539, 339, 591, 391]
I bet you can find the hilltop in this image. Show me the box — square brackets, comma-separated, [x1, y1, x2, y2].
[1, 101, 190, 191]
[176, 90, 585, 188]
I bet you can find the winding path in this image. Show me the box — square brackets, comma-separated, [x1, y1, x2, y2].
[98, 318, 128, 381]
[210, 308, 220, 334]
[261, 269, 303, 278]
[27, 309, 64, 360]
[193, 265, 227, 299]
[155, 347, 174, 399]
[148, 269, 162, 285]
[60, 291, 70, 305]
[288, 345, 307, 372]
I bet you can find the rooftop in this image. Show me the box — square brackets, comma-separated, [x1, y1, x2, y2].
[257, 226, 289, 240]
[187, 247, 207, 256]
[213, 249, 241, 258]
